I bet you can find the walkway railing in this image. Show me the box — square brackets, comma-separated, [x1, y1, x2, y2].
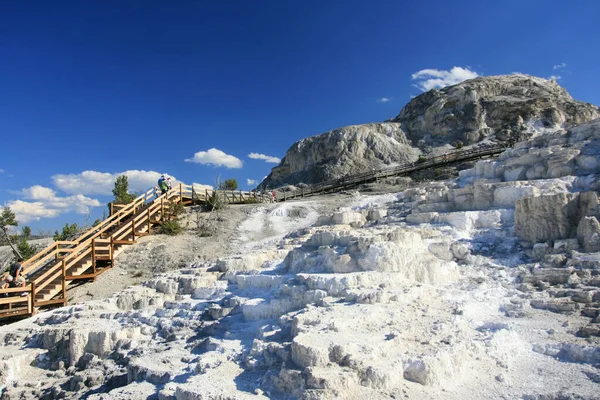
[274, 144, 506, 201]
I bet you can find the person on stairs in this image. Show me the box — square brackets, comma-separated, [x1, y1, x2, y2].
[10, 262, 26, 288]
[9, 262, 28, 297]
[158, 175, 168, 195]
[1, 275, 13, 295]
[167, 176, 173, 191]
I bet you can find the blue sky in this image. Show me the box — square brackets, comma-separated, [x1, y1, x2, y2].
[1, 0, 599, 233]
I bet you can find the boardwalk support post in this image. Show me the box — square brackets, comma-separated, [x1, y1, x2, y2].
[61, 259, 67, 305]
[92, 239, 96, 279]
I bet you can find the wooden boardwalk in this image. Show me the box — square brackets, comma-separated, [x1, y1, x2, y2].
[0, 184, 269, 321]
[274, 144, 505, 201]
[0, 144, 506, 322]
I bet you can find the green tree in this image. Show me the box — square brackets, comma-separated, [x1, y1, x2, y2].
[92, 219, 101, 227]
[53, 223, 78, 241]
[112, 175, 135, 204]
[17, 239, 36, 261]
[0, 206, 23, 260]
[218, 179, 238, 191]
[22, 226, 31, 239]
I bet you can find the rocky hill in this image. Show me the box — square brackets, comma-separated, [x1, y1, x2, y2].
[261, 123, 417, 190]
[392, 74, 600, 146]
[259, 74, 600, 189]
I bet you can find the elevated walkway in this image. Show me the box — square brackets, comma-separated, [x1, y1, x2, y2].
[274, 144, 506, 201]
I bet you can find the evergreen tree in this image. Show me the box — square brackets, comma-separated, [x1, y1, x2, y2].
[218, 179, 238, 191]
[112, 175, 135, 204]
[0, 206, 23, 260]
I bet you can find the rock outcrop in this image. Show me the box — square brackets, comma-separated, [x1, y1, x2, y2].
[260, 122, 417, 189]
[260, 75, 599, 189]
[392, 74, 600, 146]
[514, 191, 598, 243]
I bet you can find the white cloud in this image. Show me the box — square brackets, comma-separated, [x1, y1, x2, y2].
[0, 169, 4, 173]
[377, 97, 390, 103]
[185, 148, 243, 169]
[553, 63, 567, 70]
[53, 170, 175, 195]
[20, 185, 56, 200]
[7, 186, 102, 223]
[192, 183, 213, 191]
[549, 75, 562, 81]
[411, 66, 479, 92]
[248, 152, 281, 164]
[247, 179, 257, 185]
[7, 200, 61, 223]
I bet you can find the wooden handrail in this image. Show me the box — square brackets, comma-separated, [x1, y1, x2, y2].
[0, 285, 33, 295]
[274, 144, 506, 201]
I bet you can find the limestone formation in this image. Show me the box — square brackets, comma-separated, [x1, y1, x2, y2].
[514, 191, 598, 244]
[578, 216, 600, 253]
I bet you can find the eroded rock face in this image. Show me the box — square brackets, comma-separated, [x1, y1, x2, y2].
[392, 74, 600, 146]
[514, 191, 598, 243]
[260, 122, 417, 188]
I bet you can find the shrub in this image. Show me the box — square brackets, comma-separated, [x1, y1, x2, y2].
[160, 220, 183, 235]
[417, 155, 427, 164]
[207, 191, 226, 211]
[159, 200, 186, 235]
[218, 179, 238, 191]
[455, 140, 464, 149]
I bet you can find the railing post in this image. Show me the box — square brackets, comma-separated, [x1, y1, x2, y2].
[180, 183, 183, 204]
[110, 202, 114, 216]
[205, 189, 208, 203]
[62, 259, 67, 305]
[131, 220, 135, 242]
[192, 186, 196, 205]
[29, 282, 35, 314]
[147, 208, 151, 233]
[91, 239, 97, 278]
[161, 198, 164, 220]
[110, 236, 114, 266]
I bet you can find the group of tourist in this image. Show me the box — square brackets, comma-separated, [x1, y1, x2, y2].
[154, 175, 173, 197]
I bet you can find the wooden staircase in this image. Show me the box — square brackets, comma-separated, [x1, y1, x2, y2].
[0, 184, 270, 321]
